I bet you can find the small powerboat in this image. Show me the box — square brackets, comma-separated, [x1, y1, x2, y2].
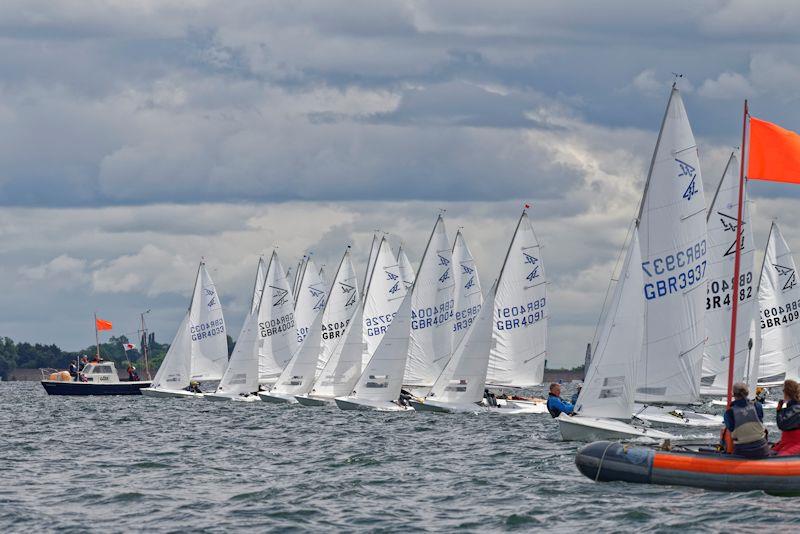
[40, 362, 150, 396]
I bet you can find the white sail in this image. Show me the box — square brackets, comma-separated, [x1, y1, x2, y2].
[362, 233, 381, 300]
[362, 237, 406, 366]
[270, 312, 325, 396]
[398, 244, 416, 289]
[252, 257, 267, 314]
[257, 251, 299, 383]
[213, 309, 261, 395]
[318, 248, 360, 373]
[150, 314, 192, 390]
[311, 302, 366, 398]
[701, 153, 758, 395]
[348, 288, 414, 402]
[294, 256, 327, 344]
[405, 215, 455, 386]
[758, 223, 800, 383]
[576, 229, 644, 419]
[636, 86, 708, 405]
[188, 263, 228, 381]
[487, 210, 547, 387]
[451, 230, 483, 351]
[427, 283, 497, 404]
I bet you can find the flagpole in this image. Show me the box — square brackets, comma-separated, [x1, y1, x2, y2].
[726, 99, 749, 408]
[94, 312, 101, 361]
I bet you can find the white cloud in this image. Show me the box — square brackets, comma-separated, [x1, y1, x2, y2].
[698, 72, 754, 100]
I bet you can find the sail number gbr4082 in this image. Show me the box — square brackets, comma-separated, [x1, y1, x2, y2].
[641, 239, 707, 300]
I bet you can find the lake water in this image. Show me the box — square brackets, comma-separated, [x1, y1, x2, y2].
[2, 381, 799, 532]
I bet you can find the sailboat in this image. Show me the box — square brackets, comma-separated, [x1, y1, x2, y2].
[205, 258, 267, 402]
[485, 209, 548, 413]
[557, 228, 673, 440]
[701, 154, 760, 399]
[451, 229, 483, 352]
[758, 222, 800, 386]
[142, 261, 228, 398]
[631, 85, 720, 428]
[404, 214, 455, 396]
[263, 248, 360, 404]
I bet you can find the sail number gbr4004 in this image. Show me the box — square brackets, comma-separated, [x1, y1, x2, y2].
[642, 239, 707, 300]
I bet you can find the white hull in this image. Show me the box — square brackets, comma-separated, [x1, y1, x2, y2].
[294, 395, 332, 407]
[708, 398, 778, 409]
[557, 413, 674, 442]
[633, 405, 722, 428]
[500, 399, 549, 414]
[334, 396, 413, 412]
[258, 391, 299, 404]
[410, 399, 485, 413]
[204, 392, 260, 402]
[141, 387, 204, 399]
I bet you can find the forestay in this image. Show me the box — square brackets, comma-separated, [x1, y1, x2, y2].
[427, 283, 497, 405]
[362, 237, 406, 367]
[451, 230, 483, 352]
[188, 263, 228, 381]
[702, 153, 758, 395]
[294, 257, 327, 345]
[405, 215, 455, 386]
[487, 210, 547, 387]
[576, 229, 643, 419]
[758, 223, 800, 383]
[636, 87, 708, 405]
[257, 252, 299, 383]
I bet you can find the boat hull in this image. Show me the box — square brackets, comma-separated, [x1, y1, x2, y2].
[576, 440, 800, 495]
[204, 392, 260, 402]
[633, 405, 722, 428]
[258, 391, 298, 404]
[558, 414, 674, 442]
[334, 396, 412, 412]
[40, 380, 151, 396]
[140, 388, 203, 399]
[294, 395, 331, 407]
[409, 399, 485, 413]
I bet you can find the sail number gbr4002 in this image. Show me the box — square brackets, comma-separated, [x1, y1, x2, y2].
[641, 239, 707, 300]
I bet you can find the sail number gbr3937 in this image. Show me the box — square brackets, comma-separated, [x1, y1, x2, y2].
[642, 239, 707, 300]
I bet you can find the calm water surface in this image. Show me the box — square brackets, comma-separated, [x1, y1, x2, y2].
[1, 382, 798, 532]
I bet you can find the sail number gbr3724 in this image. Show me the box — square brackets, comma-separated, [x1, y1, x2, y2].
[642, 239, 707, 300]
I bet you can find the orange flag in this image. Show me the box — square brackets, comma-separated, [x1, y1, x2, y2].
[748, 116, 800, 184]
[96, 318, 113, 331]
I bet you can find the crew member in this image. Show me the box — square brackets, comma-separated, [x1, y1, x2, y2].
[69, 361, 78, 380]
[723, 382, 769, 458]
[186, 381, 202, 394]
[127, 365, 140, 382]
[79, 355, 89, 372]
[773, 379, 800, 456]
[546, 383, 574, 418]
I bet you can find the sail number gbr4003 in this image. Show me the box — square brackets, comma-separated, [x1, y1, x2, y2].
[642, 239, 707, 300]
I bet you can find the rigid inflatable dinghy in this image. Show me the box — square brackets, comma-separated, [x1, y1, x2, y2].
[575, 441, 800, 496]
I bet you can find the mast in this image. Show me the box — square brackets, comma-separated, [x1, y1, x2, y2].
[726, 99, 749, 407]
[141, 310, 152, 380]
[94, 312, 100, 361]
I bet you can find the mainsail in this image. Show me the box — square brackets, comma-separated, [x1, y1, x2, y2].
[758, 222, 800, 384]
[398, 244, 416, 289]
[636, 86, 708, 405]
[293, 256, 327, 344]
[427, 283, 497, 405]
[487, 210, 547, 387]
[404, 215, 455, 386]
[451, 229, 483, 352]
[188, 263, 228, 381]
[362, 237, 406, 366]
[576, 229, 644, 419]
[257, 251, 299, 383]
[702, 153, 758, 395]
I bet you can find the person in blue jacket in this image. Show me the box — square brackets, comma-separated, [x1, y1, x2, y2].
[547, 383, 574, 418]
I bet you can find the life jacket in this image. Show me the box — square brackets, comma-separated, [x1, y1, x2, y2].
[773, 429, 800, 456]
[546, 394, 561, 418]
[777, 402, 800, 432]
[731, 401, 767, 445]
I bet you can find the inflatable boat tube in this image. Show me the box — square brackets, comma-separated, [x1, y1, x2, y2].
[575, 441, 800, 495]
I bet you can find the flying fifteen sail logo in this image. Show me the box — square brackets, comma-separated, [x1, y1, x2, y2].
[676, 158, 698, 201]
[339, 282, 356, 306]
[719, 212, 746, 257]
[774, 264, 797, 291]
[271, 285, 289, 307]
[310, 286, 326, 310]
[524, 252, 540, 282]
[205, 288, 217, 308]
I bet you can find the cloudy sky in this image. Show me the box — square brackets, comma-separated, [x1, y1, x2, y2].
[3, 1, 800, 367]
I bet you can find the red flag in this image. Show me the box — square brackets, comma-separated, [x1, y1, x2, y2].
[96, 318, 113, 331]
[748, 116, 800, 184]
[122, 343, 136, 351]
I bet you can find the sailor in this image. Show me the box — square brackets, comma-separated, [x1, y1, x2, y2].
[78, 355, 89, 372]
[69, 361, 78, 380]
[185, 381, 202, 394]
[546, 383, 574, 418]
[723, 382, 770, 458]
[127, 365, 139, 381]
[484, 389, 498, 407]
[755, 386, 768, 404]
[773, 379, 800, 456]
[571, 383, 583, 405]
[397, 389, 413, 407]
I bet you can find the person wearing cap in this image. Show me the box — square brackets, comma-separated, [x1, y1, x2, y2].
[571, 383, 583, 406]
[722, 382, 769, 458]
[546, 383, 574, 418]
[185, 381, 202, 394]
